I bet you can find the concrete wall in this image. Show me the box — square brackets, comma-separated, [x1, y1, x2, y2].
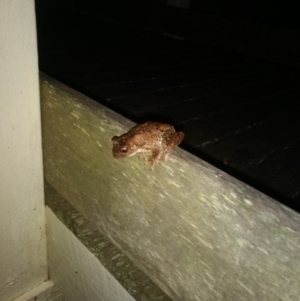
[0, 1, 47, 300]
[41, 74, 300, 301]
[46, 207, 137, 301]
[45, 183, 171, 301]
[12, 281, 64, 301]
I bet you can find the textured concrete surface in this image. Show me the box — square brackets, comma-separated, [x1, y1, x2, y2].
[46, 206, 136, 301]
[45, 183, 172, 301]
[41, 73, 300, 301]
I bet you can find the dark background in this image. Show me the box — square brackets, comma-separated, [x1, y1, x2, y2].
[37, 0, 300, 28]
[35, 0, 300, 212]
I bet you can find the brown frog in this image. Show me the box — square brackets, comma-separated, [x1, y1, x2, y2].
[112, 121, 184, 169]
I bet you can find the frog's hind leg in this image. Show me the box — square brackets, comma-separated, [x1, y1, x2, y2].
[159, 132, 184, 164]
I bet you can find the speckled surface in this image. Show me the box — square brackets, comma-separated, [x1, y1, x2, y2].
[41, 73, 300, 301]
[45, 183, 171, 301]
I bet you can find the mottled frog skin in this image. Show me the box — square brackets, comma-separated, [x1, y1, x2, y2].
[112, 121, 184, 169]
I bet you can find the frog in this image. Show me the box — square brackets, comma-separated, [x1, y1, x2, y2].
[112, 121, 184, 169]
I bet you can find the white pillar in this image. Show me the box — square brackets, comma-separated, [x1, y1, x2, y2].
[0, 1, 47, 300]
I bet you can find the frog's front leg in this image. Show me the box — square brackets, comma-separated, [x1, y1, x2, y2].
[147, 148, 161, 170]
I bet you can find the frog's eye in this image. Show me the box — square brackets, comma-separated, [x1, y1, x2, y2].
[121, 147, 128, 153]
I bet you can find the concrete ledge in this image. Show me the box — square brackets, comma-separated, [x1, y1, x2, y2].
[45, 183, 171, 301]
[41, 73, 300, 301]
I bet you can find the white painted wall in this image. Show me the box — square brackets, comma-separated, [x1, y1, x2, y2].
[13, 281, 64, 301]
[46, 208, 135, 301]
[0, 1, 47, 300]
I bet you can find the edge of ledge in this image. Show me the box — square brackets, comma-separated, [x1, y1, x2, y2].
[45, 182, 173, 301]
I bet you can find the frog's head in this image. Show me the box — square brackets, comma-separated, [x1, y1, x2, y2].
[112, 135, 141, 158]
